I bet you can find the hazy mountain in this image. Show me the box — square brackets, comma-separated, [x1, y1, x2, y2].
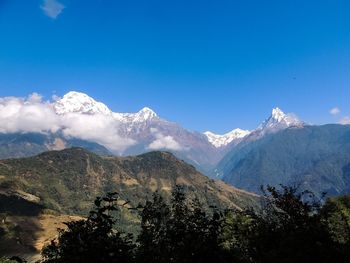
[0, 132, 111, 159]
[217, 124, 350, 197]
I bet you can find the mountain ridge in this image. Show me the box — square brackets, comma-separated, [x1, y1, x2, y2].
[0, 147, 259, 215]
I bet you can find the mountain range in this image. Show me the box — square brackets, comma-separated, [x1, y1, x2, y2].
[0, 147, 258, 215]
[3, 90, 350, 261]
[0, 91, 304, 175]
[2, 91, 350, 198]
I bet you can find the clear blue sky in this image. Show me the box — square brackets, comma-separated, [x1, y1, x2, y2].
[0, 0, 350, 133]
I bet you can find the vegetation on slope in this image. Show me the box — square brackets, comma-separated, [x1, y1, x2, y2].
[37, 187, 350, 263]
[0, 148, 259, 260]
[0, 148, 258, 216]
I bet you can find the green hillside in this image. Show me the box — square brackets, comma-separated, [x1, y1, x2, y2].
[0, 148, 259, 260]
[0, 147, 258, 215]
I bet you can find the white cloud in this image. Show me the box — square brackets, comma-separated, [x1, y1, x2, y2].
[41, 0, 65, 19]
[330, 107, 341, 115]
[0, 93, 135, 153]
[0, 94, 60, 133]
[148, 128, 184, 151]
[340, 117, 350, 125]
[60, 113, 135, 152]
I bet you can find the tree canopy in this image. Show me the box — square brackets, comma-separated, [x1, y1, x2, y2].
[40, 186, 350, 263]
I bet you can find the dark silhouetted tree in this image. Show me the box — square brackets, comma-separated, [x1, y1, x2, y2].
[225, 185, 337, 263]
[136, 186, 232, 263]
[41, 192, 135, 263]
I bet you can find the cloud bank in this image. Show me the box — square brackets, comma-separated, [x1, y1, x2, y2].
[148, 128, 184, 151]
[60, 113, 135, 152]
[0, 94, 135, 153]
[41, 0, 65, 19]
[0, 94, 60, 134]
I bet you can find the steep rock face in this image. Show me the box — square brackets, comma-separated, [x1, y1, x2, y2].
[0, 148, 259, 215]
[217, 124, 350, 197]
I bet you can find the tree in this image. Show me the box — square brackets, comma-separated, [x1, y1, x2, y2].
[41, 192, 135, 263]
[321, 195, 350, 257]
[227, 185, 336, 263]
[136, 193, 170, 263]
[137, 186, 231, 263]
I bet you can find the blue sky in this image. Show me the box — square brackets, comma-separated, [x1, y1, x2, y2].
[0, 0, 350, 133]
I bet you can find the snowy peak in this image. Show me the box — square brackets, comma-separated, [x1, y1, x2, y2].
[54, 91, 112, 115]
[257, 107, 304, 132]
[204, 128, 251, 148]
[135, 107, 158, 121]
[271, 107, 285, 122]
[113, 107, 159, 123]
[54, 91, 158, 123]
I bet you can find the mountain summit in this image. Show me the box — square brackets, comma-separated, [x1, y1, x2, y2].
[55, 91, 159, 123]
[54, 91, 112, 115]
[256, 107, 304, 134]
[113, 107, 159, 123]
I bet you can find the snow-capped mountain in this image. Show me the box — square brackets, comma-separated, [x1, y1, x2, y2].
[113, 107, 159, 123]
[55, 91, 159, 124]
[54, 91, 112, 115]
[204, 129, 251, 148]
[204, 107, 303, 150]
[212, 107, 307, 178]
[52, 91, 222, 174]
[52, 93, 306, 175]
[234, 107, 305, 144]
[257, 107, 304, 133]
